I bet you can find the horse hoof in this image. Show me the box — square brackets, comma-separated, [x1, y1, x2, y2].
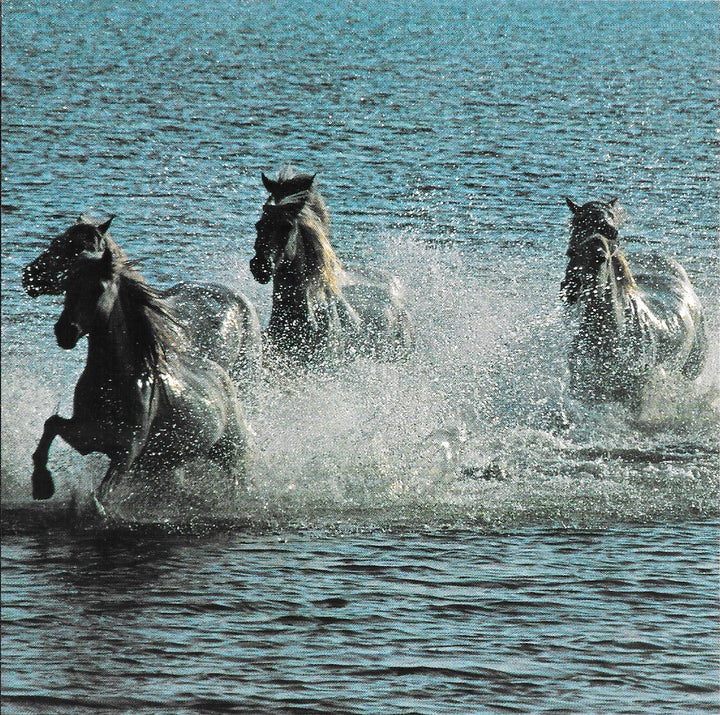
[31, 468, 55, 500]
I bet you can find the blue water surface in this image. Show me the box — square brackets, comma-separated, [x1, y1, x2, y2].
[2, 1, 718, 713]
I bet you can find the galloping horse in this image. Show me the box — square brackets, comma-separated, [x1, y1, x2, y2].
[22, 216, 262, 388]
[31, 247, 249, 504]
[250, 168, 415, 368]
[560, 197, 707, 403]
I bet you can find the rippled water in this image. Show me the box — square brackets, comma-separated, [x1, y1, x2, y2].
[3, 525, 718, 714]
[2, 0, 719, 712]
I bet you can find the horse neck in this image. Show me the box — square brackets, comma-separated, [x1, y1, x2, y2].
[584, 252, 634, 332]
[85, 282, 162, 390]
[272, 224, 341, 313]
[84, 303, 139, 387]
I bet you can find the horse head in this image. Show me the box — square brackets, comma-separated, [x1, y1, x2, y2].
[22, 215, 115, 297]
[250, 193, 309, 285]
[565, 197, 621, 243]
[561, 197, 623, 304]
[54, 247, 116, 350]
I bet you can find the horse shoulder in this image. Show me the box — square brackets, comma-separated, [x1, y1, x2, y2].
[67, 369, 155, 463]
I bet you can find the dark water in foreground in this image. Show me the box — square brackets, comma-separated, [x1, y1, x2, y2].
[3, 524, 718, 714]
[2, 0, 719, 712]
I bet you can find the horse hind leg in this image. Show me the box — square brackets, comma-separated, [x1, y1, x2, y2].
[95, 458, 131, 506]
[680, 315, 708, 381]
[207, 413, 249, 491]
[230, 322, 263, 398]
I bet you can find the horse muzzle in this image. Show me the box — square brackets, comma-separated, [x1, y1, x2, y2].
[250, 257, 272, 285]
[54, 319, 84, 349]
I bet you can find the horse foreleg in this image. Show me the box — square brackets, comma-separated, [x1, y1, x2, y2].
[31, 415, 64, 499]
[95, 425, 152, 504]
[31, 415, 116, 500]
[207, 412, 249, 491]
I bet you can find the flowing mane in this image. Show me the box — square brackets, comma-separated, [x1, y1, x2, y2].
[260, 188, 346, 296]
[611, 250, 638, 294]
[266, 165, 331, 229]
[568, 231, 638, 299]
[251, 167, 415, 368]
[112, 258, 186, 378]
[287, 194, 344, 295]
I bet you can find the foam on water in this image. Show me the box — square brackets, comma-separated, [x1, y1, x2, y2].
[2, 236, 718, 532]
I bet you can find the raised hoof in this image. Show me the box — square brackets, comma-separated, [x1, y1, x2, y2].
[32, 467, 55, 500]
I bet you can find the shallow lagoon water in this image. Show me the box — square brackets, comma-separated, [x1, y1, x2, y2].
[2, 1, 718, 712]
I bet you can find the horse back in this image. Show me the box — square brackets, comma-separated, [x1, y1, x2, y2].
[629, 252, 707, 378]
[340, 266, 415, 359]
[343, 264, 406, 299]
[631, 253, 704, 320]
[161, 281, 262, 385]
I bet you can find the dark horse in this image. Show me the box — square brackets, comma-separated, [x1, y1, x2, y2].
[31, 247, 249, 505]
[561, 197, 707, 403]
[250, 168, 415, 368]
[22, 216, 262, 389]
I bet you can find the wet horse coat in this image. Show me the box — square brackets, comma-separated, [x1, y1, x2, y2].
[31, 249, 249, 504]
[22, 216, 262, 389]
[250, 168, 415, 369]
[561, 197, 707, 403]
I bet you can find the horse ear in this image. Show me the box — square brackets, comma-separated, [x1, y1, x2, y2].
[97, 215, 114, 235]
[565, 197, 580, 214]
[262, 173, 278, 195]
[294, 173, 316, 192]
[608, 197, 619, 207]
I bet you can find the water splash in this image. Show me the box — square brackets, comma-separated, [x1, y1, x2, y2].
[2, 237, 718, 532]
